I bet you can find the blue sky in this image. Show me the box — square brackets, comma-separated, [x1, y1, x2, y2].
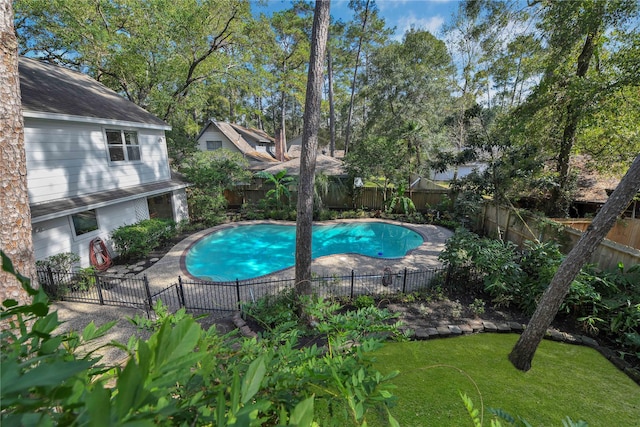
[252, 0, 460, 40]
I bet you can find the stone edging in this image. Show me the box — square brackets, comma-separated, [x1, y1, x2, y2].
[232, 311, 640, 386]
[232, 311, 258, 339]
[408, 319, 640, 385]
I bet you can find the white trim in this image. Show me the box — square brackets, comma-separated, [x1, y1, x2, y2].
[104, 128, 143, 164]
[69, 209, 101, 241]
[23, 110, 171, 131]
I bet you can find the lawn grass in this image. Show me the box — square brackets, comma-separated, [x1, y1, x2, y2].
[370, 334, 640, 426]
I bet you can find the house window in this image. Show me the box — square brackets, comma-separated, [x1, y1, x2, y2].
[148, 193, 173, 220]
[71, 210, 99, 236]
[106, 129, 140, 162]
[206, 140, 222, 151]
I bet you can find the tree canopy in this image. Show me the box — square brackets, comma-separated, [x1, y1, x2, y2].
[12, 0, 640, 214]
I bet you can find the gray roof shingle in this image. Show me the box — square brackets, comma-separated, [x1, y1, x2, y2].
[19, 57, 168, 128]
[30, 180, 189, 222]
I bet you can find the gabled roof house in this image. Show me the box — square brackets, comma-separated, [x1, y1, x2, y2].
[195, 119, 281, 170]
[20, 57, 189, 267]
[229, 123, 275, 150]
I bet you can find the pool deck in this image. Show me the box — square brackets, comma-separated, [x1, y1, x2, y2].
[139, 219, 454, 293]
[51, 219, 452, 364]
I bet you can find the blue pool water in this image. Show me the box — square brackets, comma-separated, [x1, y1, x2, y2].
[185, 222, 424, 281]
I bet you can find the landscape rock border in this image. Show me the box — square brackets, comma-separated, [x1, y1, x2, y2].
[232, 311, 640, 386]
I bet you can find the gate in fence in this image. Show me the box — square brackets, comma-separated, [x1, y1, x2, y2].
[38, 267, 154, 314]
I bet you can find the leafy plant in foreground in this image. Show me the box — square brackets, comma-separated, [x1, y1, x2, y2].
[4, 248, 407, 426]
[461, 393, 588, 427]
[1, 251, 116, 426]
[246, 292, 405, 425]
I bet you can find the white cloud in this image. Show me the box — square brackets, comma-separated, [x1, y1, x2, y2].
[379, 0, 454, 11]
[377, 0, 409, 12]
[393, 14, 445, 40]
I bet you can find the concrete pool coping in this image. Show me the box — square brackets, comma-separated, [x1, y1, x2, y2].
[140, 219, 454, 293]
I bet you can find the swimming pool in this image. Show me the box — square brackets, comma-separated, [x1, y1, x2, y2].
[184, 222, 424, 281]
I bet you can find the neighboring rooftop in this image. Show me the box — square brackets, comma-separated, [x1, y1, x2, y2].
[197, 119, 281, 165]
[572, 155, 622, 203]
[229, 123, 275, 145]
[261, 153, 346, 176]
[19, 57, 169, 128]
[287, 135, 343, 159]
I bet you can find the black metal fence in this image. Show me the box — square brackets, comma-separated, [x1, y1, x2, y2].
[38, 266, 452, 319]
[38, 267, 154, 313]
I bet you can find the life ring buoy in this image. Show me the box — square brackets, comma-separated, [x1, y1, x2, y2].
[382, 266, 393, 287]
[90, 237, 112, 271]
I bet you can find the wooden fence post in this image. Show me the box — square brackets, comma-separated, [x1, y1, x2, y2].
[505, 209, 512, 242]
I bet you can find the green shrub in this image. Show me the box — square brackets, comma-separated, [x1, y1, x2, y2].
[187, 188, 227, 225]
[355, 294, 375, 308]
[111, 218, 176, 261]
[385, 183, 415, 215]
[74, 266, 98, 291]
[244, 210, 266, 220]
[316, 209, 338, 221]
[440, 229, 640, 365]
[404, 212, 427, 223]
[255, 169, 296, 210]
[35, 252, 80, 271]
[4, 251, 402, 426]
[36, 253, 96, 299]
[338, 209, 369, 219]
[469, 298, 486, 316]
[242, 288, 299, 331]
[262, 208, 297, 221]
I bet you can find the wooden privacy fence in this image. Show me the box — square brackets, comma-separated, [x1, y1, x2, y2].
[553, 218, 640, 250]
[225, 186, 448, 212]
[479, 203, 640, 271]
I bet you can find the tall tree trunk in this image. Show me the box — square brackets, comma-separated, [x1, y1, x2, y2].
[295, 0, 330, 297]
[343, 0, 369, 155]
[549, 26, 600, 217]
[327, 48, 336, 157]
[228, 87, 236, 121]
[255, 96, 263, 130]
[509, 154, 640, 371]
[275, 128, 286, 162]
[1, 0, 36, 304]
[280, 90, 287, 150]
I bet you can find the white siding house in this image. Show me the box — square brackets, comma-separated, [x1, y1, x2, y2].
[195, 120, 279, 170]
[20, 57, 189, 266]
